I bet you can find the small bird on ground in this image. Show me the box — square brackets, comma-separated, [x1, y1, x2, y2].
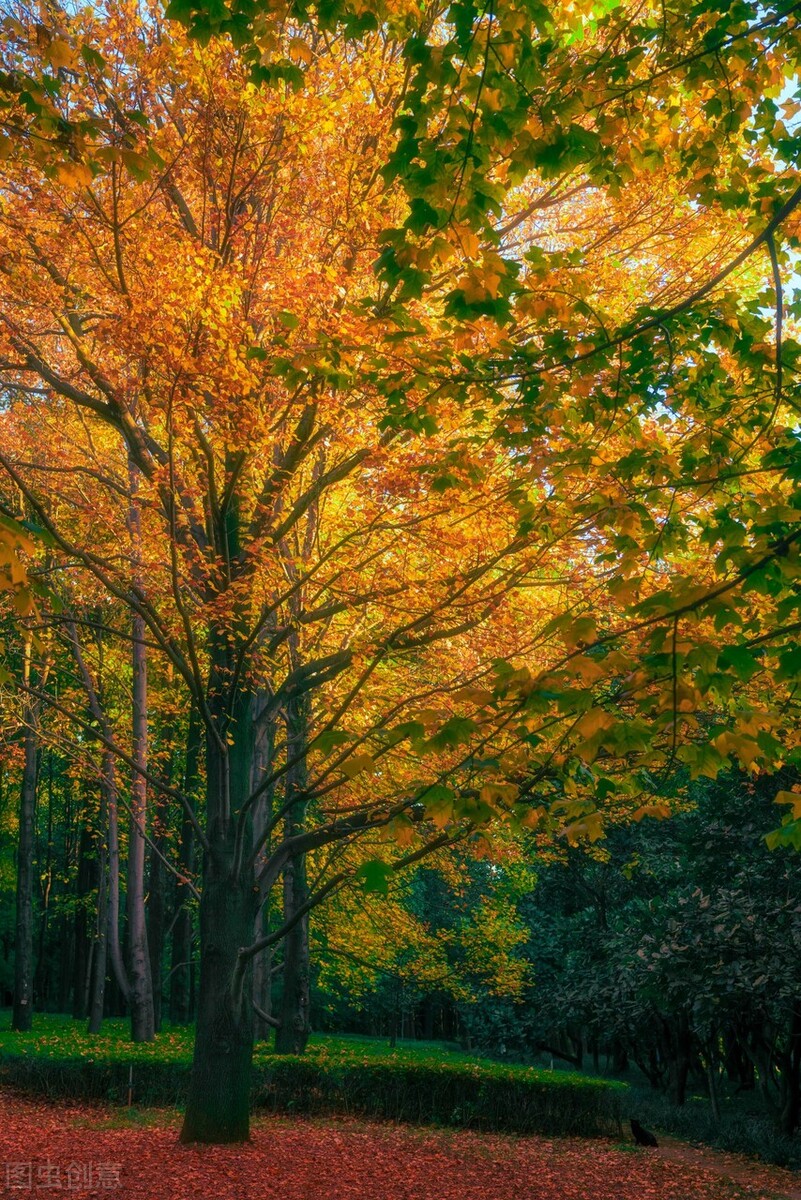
[630, 1118, 658, 1147]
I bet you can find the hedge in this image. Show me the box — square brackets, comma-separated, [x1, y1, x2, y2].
[0, 1050, 624, 1137]
[254, 1057, 624, 1136]
[0, 1056, 191, 1107]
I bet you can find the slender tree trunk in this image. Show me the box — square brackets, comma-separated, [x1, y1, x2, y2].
[275, 855, 310, 1053]
[12, 690, 38, 1032]
[252, 710, 275, 1043]
[68, 620, 128, 1018]
[87, 794, 109, 1034]
[704, 1039, 721, 1123]
[34, 750, 54, 1004]
[127, 463, 155, 1042]
[72, 819, 95, 1020]
[58, 913, 73, 1015]
[170, 707, 200, 1024]
[128, 608, 155, 1042]
[147, 784, 169, 1033]
[274, 693, 311, 1056]
[252, 937, 274, 1041]
[665, 1014, 692, 1106]
[106, 748, 130, 1005]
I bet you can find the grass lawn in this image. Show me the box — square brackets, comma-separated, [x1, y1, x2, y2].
[0, 1012, 594, 1084]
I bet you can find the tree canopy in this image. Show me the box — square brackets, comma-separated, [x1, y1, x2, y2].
[0, 0, 800, 1145]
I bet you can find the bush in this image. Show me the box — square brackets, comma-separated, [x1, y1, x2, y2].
[255, 1056, 623, 1136]
[0, 1056, 191, 1107]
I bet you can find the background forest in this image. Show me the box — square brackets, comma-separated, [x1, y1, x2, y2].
[0, 0, 801, 1178]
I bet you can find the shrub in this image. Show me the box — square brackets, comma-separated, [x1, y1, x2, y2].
[0, 1056, 191, 1107]
[254, 1056, 623, 1136]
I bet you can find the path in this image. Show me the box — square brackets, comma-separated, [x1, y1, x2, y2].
[657, 1135, 801, 1200]
[0, 1091, 797, 1199]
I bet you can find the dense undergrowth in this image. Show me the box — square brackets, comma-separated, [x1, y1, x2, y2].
[628, 1084, 801, 1172]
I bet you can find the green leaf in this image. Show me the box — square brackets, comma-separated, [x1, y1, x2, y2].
[766, 818, 801, 852]
[718, 645, 759, 681]
[315, 729, 351, 755]
[421, 784, 455, 828]
[356, 859, 393, 894]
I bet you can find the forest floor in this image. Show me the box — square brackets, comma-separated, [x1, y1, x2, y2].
[0, 1090, 799, 1200]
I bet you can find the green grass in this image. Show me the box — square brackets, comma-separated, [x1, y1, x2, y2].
[0, 1014, 595, 1083]
[0, 1013, 193, 1064]
[0, 1016, 472, 1067]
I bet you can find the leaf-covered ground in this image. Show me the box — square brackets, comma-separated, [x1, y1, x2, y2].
[0, 1091, 798, 1199]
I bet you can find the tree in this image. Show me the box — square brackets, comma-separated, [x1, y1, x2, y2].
[501, 772, 801, 1130]
[2, 0, 801, 1147]
[0, 4, 576, 1139]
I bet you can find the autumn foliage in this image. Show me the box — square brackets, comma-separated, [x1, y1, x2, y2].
[0, 0, 800, 1151]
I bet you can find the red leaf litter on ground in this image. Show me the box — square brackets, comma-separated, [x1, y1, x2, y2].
[0, 1092, 798, 1200]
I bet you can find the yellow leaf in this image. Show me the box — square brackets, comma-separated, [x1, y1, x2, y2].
[494, 39, 516, 68]
[775, 790, 801, 819]
[713, 732, 762, 769]
[571, 655, 605, 684]
[341, 753, 375, 780]
[390, 815, 415, 847]
[479, 782, 519, 805]
[563, 811, 603, 845]
[47, 37, 77, 69]
[12, 587, 34, 616]
[288, 37, 313, 65]
[55, 162, 93, 190]
[471, 832, 494, 858]
[410, 708, 444, 727]
[450, 224, 480, 258]
[632, 802, 671, 822]
[454, 686, 494, 706]
[482, 268, 503, 299]
[575, 708, 614, 738]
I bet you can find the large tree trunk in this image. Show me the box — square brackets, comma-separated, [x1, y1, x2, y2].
[12, 693, 39, 1032]
[181, 726, 256, 1144]
[180, 855, 255, 1142]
